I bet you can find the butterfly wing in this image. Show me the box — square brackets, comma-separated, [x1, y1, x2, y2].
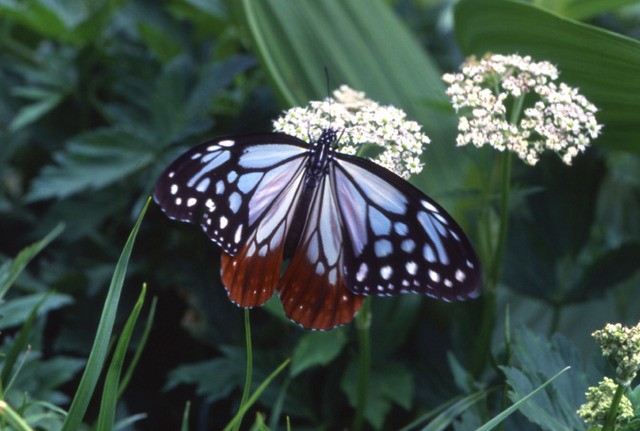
[154, 133, 310, 307]
[332, 153, 481, 301]
[278, 174, 364, 330]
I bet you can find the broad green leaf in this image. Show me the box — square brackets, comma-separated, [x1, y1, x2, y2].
[0, 223, 64, 300]
[454, 0, 640, 153]
[290, 328, 347, 376]
[165, 346, 246, 403]
[60, 198, 150, 431]
[499, 325, 588, 431]
[341, 362, 413, 429]
[0, 0, 69, 39]
[138, 21, 183, 63]
[0, 292, 72, 330]
[9, 93, 64, 132]
[476, 367, 570, 431]
[533, 0, 639, 21]
[569, 242, 640, 301]
[26, 127, 156, 201]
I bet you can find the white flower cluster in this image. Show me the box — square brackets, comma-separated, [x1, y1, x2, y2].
[577, 377, 634, 426]
[273, 85, 430, 179]
[593, 322, 640, 386]
[442, 53, 602, 165]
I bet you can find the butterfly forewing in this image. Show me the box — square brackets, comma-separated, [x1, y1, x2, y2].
[332, 153, 481, 301]
[153, 133, 309, 256]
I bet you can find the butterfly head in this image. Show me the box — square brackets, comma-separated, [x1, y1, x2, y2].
[317, 128, 338, 148]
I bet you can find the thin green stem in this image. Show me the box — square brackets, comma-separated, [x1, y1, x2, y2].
[602, 383, 626, 431]
[353, 297, 372, 431]
[233, 310, 253, 431]
[472, 151, 512, 376]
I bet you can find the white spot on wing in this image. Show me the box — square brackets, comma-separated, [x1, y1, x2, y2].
[356, 262, 368, 282]
[219, 139, 235, 147]
[380, 265, 392, 280]
[406, 261, 418, 275]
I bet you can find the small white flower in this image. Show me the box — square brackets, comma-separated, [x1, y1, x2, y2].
[273, 85, 430, 179]
[443, 53, 602, 166]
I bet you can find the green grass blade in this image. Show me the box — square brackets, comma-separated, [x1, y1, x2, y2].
[180, 401, 191, 431]
[0, 400, 35, 431]
[0, 223, 64, 301]
[117, 295, 157, 398]
[223, 358, 291, 431]
[60, 198, 150, 431]
[476, 366, 571, 431]
[1, 293, 50, 387]
[96, 284, 147, 431]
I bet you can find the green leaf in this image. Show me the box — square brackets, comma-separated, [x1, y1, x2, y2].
[0, 0, 69, 39]
[0, 223, 64, 301]
[165, 346, 246, 403]
[223, 358, 290, 431]
[499, 325, 588, 431]
[569, 242, 640, 301]
[341, 362, 413, 429]
[454, 0, 640, 153]
[290, 329, 347, 377]
[26, 127, 156, 201]
[60, 198, 150, 431]
[96, 284, 147, 431]
[534, 0, 639, 21]
[1, 293, 49, 387]
[0, 292, 73, 330]
[138, 21, 183, 63]
[477, 367, 571, 431]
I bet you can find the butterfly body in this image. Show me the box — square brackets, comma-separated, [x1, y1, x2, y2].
[154, 129, 480, 329]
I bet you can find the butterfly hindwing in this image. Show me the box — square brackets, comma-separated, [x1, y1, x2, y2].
[332, 153, 481, 301]
[278, 175, 364, 329]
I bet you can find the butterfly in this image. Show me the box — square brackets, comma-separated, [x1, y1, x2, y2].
[153, 128, 481, 330]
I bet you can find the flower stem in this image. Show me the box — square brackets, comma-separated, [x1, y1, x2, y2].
[233, 309, 253, 431]
[472, 151, 512, 376]
[353, 297, 372, 431]
[602, 383, 626, 431]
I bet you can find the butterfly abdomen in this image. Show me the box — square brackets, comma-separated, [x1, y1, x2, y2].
[283, 129, 336, 259]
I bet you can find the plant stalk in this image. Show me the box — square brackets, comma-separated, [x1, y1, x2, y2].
[353, 297, 372, 431]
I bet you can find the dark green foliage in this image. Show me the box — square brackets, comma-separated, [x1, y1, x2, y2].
[1, 0, 640, 430]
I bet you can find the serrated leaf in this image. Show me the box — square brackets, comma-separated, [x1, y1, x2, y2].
[138, 21, 183, 63]
[26, 127, 156, 201]
[0, 223, 64, 300]
[341, 362, 413, 429]
[9, 93, 64, 131]
[454, 0, 640, 153]
[500, 325, 587, 431]
[290, 329, 347, 376]
[0, 292, 73, 330]
[165, 346, 246, 403]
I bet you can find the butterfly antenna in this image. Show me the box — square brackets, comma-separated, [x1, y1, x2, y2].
[324, 66, 334, 129]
